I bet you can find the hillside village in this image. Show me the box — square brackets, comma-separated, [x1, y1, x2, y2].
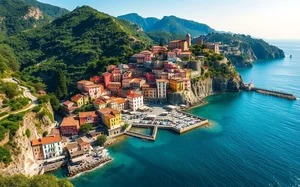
[28, 34, 220, 176]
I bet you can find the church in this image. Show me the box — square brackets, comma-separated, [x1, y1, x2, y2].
[168, 34, 191, 51]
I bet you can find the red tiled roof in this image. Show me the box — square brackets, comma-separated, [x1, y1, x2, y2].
[79, 111, 98, 118]
[63, 100, 74, 106]
[32, 135, 61, 146]
[156, 79, 169, 83]
[93, 99, 106, 105]
[61, 116, 79, 127]
[71, 94, 84, 102]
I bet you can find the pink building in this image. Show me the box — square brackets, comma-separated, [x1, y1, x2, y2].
[102, 72, 112, 88]
[77, 80, 94, 92]
[145, 73, 156, 82]
[84, 84, 103, 99]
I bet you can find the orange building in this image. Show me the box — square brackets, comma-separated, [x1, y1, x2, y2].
[78, 111, 99, 126]
[60, 116, 80, 136]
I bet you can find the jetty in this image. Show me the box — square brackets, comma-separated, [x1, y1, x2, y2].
[251, 87, 297, 100]
[242, 82, 296, 100]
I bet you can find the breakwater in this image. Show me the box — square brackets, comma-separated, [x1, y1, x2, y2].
[125, 126, 158, 141]
[252, 87, 297, 100]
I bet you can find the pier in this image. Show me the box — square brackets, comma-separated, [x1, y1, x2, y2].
[251, 87, 297, 100]
[242, 82, 296, 100]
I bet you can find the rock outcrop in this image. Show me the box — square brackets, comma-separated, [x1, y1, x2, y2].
[0, 102, 55, 176]
[24, 7, 43, 20]
[168, 75, 242, 106]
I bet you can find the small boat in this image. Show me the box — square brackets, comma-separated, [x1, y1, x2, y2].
[290, 55, 292, 58]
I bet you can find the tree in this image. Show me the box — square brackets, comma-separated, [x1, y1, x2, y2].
[0, 146, 12, 164]
[79, 124, 93, 134]
[49, 93, 60, 111]
[159, 39, 164, 46]
[96, 135, 107, 146]
[55, 69, 68, 99]
[42, 131, 48, 137]
[25, 129, 31, 138]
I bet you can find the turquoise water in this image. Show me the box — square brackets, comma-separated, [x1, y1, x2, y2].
[56, 40, 300, 186]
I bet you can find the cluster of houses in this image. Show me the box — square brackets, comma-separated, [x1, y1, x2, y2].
[30, 34, 220, 164]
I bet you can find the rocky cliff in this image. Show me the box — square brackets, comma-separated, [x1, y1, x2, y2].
[0, 102, 55, 176]
[168, 75, 242, 106]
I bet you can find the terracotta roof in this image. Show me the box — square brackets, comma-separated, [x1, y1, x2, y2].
[93, 99, 106, 105]
[66, 142, 79, 150]
[127, 93, 143, 98]
[63, 100, 74, 106]
[32, 135, 61, 146]
[84, 84, 103, 89]
[79, 111, 97, 118]
[77, 80, 93, 85]
[169, 40, 185, 43]
[156, 79, 169, 83]
[71, 94, 84, 102]
[98, 108, 120, 115]
[77, 137, 90, 146]
[61, 116, 79, 127]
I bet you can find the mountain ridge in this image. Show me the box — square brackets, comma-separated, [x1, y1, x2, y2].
[118, 13, 215, 36]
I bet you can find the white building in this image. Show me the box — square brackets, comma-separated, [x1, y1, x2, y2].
[156, 79, 169, 102]
[127, 93, 144, 111]
[32, 134, 63, 160]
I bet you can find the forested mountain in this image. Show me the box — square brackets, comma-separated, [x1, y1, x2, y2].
[6, 6, 152, 92]
[118, 13, 159, 31]
[0, 0, 69, 36]
[119, 13, 215, 36]
[204, 33, 285, 59]
[23, 0, 69, 18]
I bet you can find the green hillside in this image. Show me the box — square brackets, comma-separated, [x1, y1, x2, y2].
[7, 6, 152, 92]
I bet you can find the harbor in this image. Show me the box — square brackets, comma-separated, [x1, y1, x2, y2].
[123, 106, 209, 141]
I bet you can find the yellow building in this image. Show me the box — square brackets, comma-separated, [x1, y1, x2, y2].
[170, 78, 185, 92]
[71, 94, 89, 107]
[98, 108, 122, 129]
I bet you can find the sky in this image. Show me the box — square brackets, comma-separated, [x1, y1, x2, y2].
[39, 0, 300, 39]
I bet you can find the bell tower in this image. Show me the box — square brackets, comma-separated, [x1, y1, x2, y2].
[186, 33, 191, 48]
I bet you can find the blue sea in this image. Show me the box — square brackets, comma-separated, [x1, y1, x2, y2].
[55, 40, 300, 186]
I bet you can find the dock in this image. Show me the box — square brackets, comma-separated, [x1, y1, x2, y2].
[125, 125, 158, 141]
[125, 119, 208, 141]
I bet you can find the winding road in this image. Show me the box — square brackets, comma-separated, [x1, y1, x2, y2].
[0, 78, 38, 120]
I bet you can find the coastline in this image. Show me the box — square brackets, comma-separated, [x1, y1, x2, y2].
[68, 159, 113, 179]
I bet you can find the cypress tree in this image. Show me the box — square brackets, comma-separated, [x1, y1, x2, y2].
[55, 69, 68, 99]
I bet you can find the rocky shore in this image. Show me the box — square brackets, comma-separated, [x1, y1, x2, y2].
[67, 156, 112, 178]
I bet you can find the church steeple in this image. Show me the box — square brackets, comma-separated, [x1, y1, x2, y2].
[186, 33, 191, 48]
